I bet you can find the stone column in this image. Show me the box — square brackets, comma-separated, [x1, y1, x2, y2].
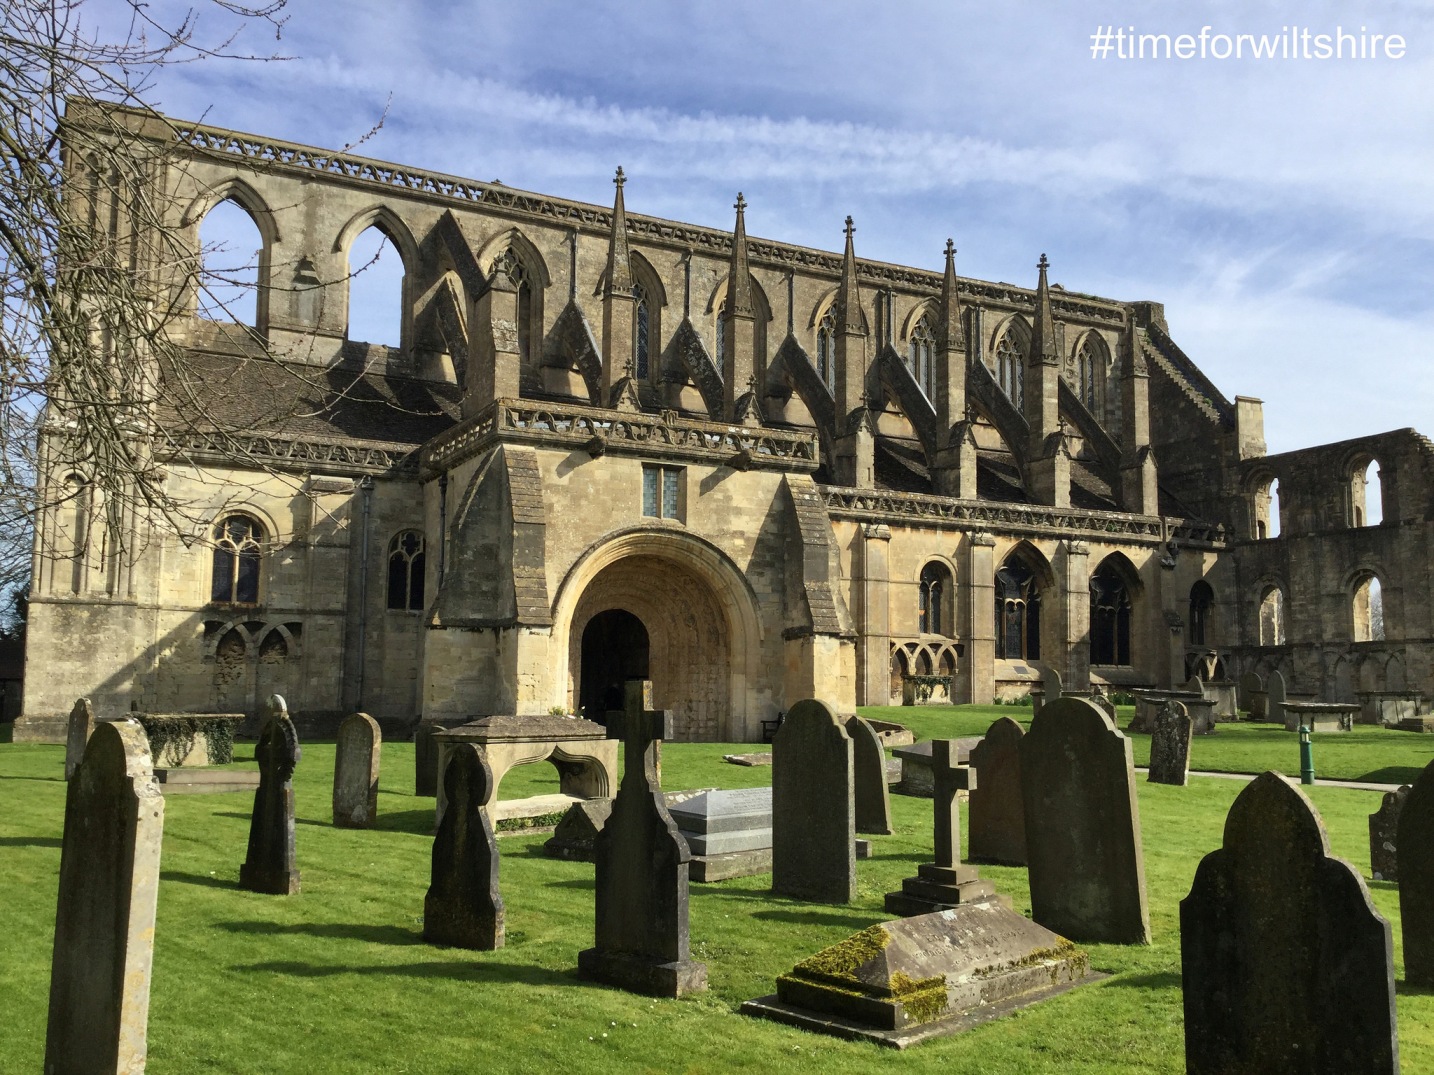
[1063, 540, 1091, 690]
[855, 523, 891, 706]
[964, 533, 997, 703]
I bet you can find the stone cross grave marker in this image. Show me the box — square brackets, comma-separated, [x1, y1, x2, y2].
[1369, 785, 1409, 882]
[45, 720, 165, 1075]
[1148, 701, 1193, 787]
[1266, 669, 1287, 725]
[1182, 772, 1398, 1074]
[969, 717, 1026, 866]
[771, 698, 856, 904]
[1020, 696, 1151, 944]
[63, 696, 95, 781]
[1399, 758, 1434, 986]
[844, 715, 892, 835]
[885, 739, 998, 915]
[332, 711, 381, 828]
[424, 743, 504, 949]
[240, 694, 301, 895]
[577, 679, 707, 997]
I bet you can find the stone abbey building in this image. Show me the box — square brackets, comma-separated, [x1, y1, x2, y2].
[17, 102, 1434, 741]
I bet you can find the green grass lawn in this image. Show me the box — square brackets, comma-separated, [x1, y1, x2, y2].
[3, 712, 1433, 1074]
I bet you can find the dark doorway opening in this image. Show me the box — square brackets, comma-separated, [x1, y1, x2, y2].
[578, 609, 650, 724]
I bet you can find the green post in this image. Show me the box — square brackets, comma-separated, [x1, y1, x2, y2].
[1299, 724, 1315, 785]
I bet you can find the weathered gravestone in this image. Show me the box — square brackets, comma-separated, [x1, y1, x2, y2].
[845, 715, 893, 835]
[424, 743, 503, 950]
[1237, 670, 1263, 714]
[771, 698, 856, 904]
[63, 696, 96, 781]
[1266, 669, 1288, 725]
[968, 717, 1026, 866]
[1020, 697, 1151, 944]
[45, 720, 165, 1075]
[1030, 665, 1063, 710]
[577, 680, 707, 997]
[239, 695, 301, 895]
[1147, 701, 1193, 787]
[1369, 785, 1409, 882]
[332, 711, 381, 829]
[885, 741, 1000, 915]
[1182, 772, 1398, 1074]
[1399, 758, 1434, 986]
[543, 799, 613, 862]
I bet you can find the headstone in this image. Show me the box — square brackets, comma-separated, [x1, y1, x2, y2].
[239, 695, 301, 895]
[1020, 697, 1151, 944]
[424, 743, 503, 949]
[885, 741, 1000, 915]
[771, 698, 856, 904]
[969, 717, 1027, 866]
[63, 697, 96, 781]
[1182, 772, 1398, 1074]
[1266, 670, 1287, 726]
[1237, 670, 1263, 713]
[741, 904, 1095, 1048]
[543, 799, 614, 862]
[578, 680, 707, 997]
[45, 720, 165, 1075]
[332, 711, 381, 828]
[1147, 701, 1193, 787]
[1088, 692, 1117, 721]
[845, 716, 892, 835]
[670, 786, 774, 881]
[1399, 758, 1434, 986]
[1369, 786, 1409, 882]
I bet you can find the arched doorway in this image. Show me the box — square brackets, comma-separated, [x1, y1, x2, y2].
[578, 609, 650, 723]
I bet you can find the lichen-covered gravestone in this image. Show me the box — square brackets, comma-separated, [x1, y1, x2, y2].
[1020, 697, 1151, 944]
[578, 680, 706, 997]
[968, 717, 1026, 866]
[772, 698, 856, 904]
[45, 720, 165, 1075]
[332, 711, 381, 828]
[1147, 701, 1193, 787]
[424, 743, 504, 949]
[239, 695, 301, 895]
[1369, 785, 1409, 882]
[1182, 772, 1398, 1074]
[1399, 758, 1434, 985]
[845, 715, 893, 835]
[63, 696, 96, 781]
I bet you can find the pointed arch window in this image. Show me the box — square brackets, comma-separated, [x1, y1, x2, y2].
[995, 558, 1041, 659]
[212, 514, 263, 604]
[908, 314, 935, 398]
[995, 327, 1024, 409]
[1090, 563, 1133, 665]
[1353, 574, 1384, 642]
[1259, 586, 1286, 645]
[1076, 335, 1103, 413]
[918, 562, 951, 635]
[714, 298, 728, 374]
[1188, 580, 1214, 647]
[816, 306, 838, 391]
[633, 282, 651, 379]
[347, 225, 405, 348]
[387, 530, 426, 611]
[198, 198, 264, 327]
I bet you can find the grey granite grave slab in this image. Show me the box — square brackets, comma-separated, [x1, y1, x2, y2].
[1183, 772, 1397, 1074]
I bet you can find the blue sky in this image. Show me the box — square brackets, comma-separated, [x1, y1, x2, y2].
[111, 0, 1434, 456]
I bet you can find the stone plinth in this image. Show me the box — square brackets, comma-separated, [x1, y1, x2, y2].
[671, 787, 774, 881]
[433, 714, 617, 824]
[1283, 701, 1358, 733]
[741, 903, 1096, 1048]
[1131, 690, 1212, 734]
[1182, 772, 1397, 1074]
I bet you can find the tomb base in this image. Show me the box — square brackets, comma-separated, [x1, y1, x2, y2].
[239, 862, 300, 895]
[691, 848, 772, 881]
[577, 947, 708, 998]
[884, 863, 1006, 916]
[154, 768, 260, 794]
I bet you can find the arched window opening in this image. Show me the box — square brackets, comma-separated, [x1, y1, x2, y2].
[198, 198, 262, 325]
[212, 514, 262, 604]
[918, 562, 951, 635]
[634, 282, 652, 379]
[1258, 586, 1286, 646]
[1188, 581, 1215, 647]
[60, 474, 91, 594]
[387, 530, 426, 611]
[1353, 575, 1385, 642]
[995, 557, 1041, 660]
[1076, 335, 1103, 413]
[1090, 562, 1133, 666]
[714, 298, 728, 374]
[816, 306, 838, 391]
[347, 225, 405, 348]
[995, 325, 1024, 409]
[1254, 478, 1281, 539]
[1352, 459, 1383, 527]
[908, 314, 935, 398]
[494, 249, 534, 367]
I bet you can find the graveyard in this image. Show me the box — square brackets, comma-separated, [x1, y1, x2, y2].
[5, 704, 1434, 1073]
